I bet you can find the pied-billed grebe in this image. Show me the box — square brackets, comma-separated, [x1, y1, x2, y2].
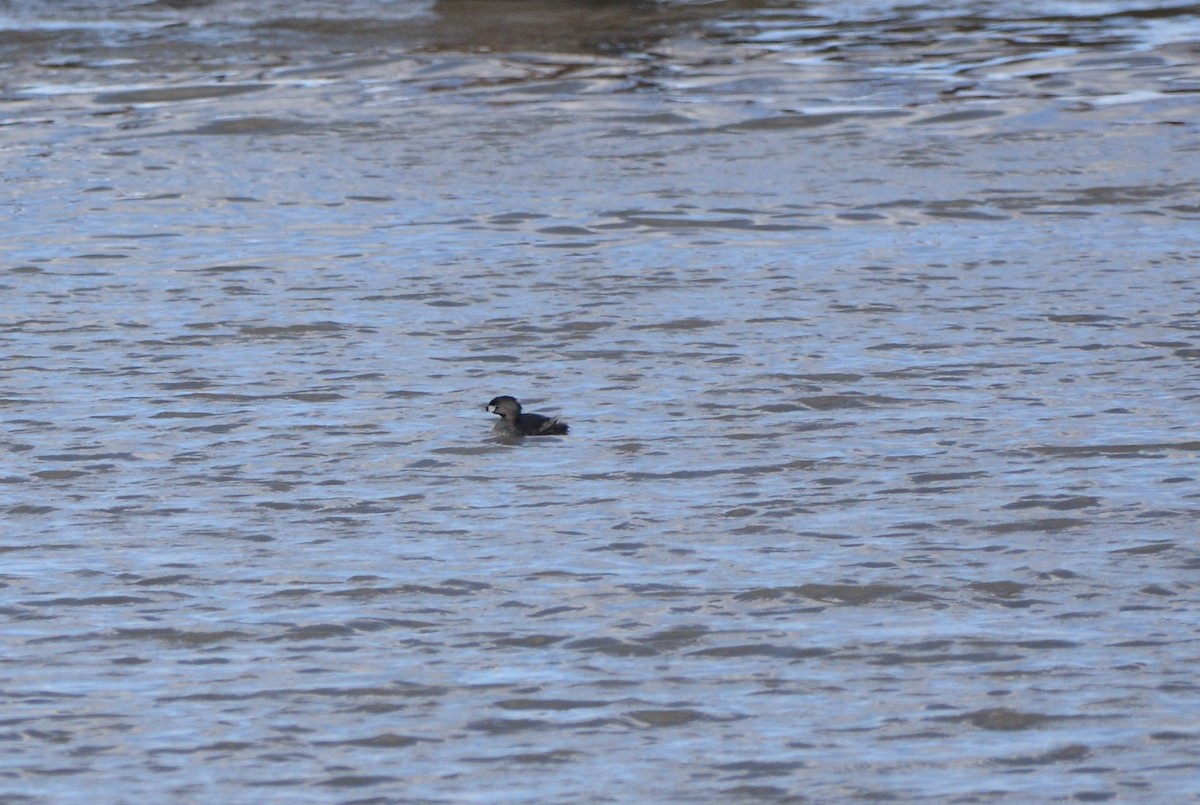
[486, 395, 569, 437]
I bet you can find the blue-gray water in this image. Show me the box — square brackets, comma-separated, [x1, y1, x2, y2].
[3, 0, 1199, 802]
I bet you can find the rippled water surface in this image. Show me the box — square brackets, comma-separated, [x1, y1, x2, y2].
[3, 0, 1200, 801]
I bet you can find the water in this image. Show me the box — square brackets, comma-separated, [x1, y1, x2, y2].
[3, 0, 1199, 801]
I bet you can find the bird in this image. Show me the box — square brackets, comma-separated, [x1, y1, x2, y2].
[486, 395, 569, 437]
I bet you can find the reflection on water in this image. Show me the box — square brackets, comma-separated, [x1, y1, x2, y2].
[3, 0, 1200, 802]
